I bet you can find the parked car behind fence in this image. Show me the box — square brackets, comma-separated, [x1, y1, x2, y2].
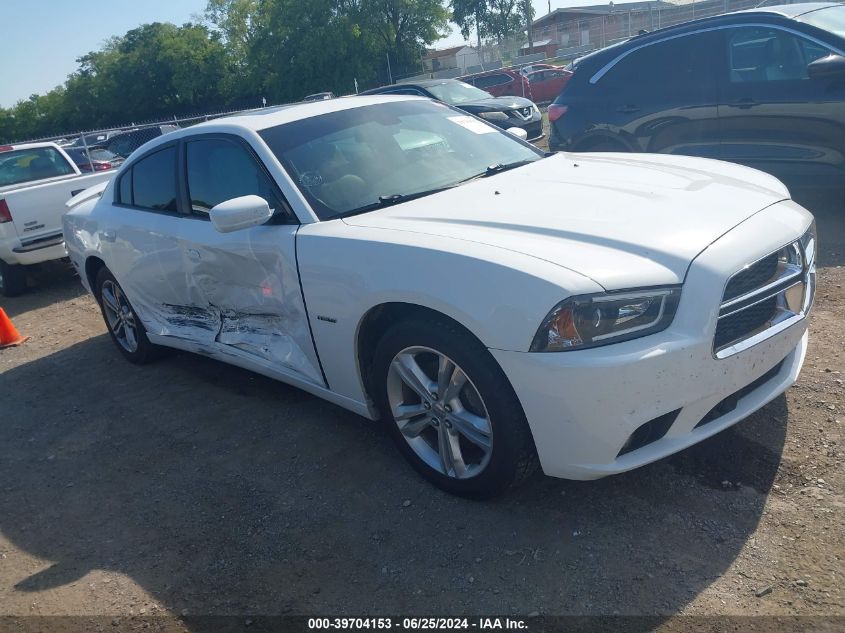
[361, 79, 544, 141]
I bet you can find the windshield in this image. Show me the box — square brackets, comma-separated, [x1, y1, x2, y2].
[426, 81, 493, 104]
[798, 5, 845, 40]
[259, 100, 542, 220]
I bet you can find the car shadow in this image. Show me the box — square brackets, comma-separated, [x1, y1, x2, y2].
[2, 262, 86, 319]
[0, 334, 788, 627]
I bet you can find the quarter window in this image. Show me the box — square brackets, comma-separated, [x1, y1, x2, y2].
[728, 27, 831, 82]
[128, 146, 177, 211]
[185, 138, 286, 217]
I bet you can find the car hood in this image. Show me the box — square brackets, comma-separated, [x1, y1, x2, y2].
[458, 96, 534, 111]
[342, 152, 791, 290]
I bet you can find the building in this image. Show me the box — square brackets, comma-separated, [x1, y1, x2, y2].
[422, 45, 481, 74]
[532, 1, 678, 52]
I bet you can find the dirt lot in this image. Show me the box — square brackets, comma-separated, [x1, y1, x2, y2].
[0, 164, 843, 630]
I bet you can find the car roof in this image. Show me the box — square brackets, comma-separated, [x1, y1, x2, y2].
[734, 2, 841, 18]
[460, 68, 520, 79]
[575, 1, 841, 69]
[1, 141, 60, 151]
[187, 94, 420, 133]
[361, 79, 460, 94]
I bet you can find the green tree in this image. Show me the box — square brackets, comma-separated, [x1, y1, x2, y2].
[450, 0, 487, 51]
[364, 0, 451, 73]
[520, 0, 535, 49]
[485, 0, 524, 45]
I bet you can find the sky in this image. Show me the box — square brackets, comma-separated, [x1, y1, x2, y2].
[0, 0, 642, 108]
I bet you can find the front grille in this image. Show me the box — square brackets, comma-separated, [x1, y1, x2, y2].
[714, 296, 777, 349]
[723, 253, 779, 301]
[510, 107, 534, 121]
[713, 239, 810, 357]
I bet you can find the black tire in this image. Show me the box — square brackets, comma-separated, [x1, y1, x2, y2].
[373, 317, 538, 498]
[95, 267, 162, 364]
[0, 259, 28, 297]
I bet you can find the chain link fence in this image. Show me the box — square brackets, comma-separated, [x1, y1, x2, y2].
[398, 0, 844, 83]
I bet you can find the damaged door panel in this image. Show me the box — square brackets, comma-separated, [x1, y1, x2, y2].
[174, 220, 323, 386]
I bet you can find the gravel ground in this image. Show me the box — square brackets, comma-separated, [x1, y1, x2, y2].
[0, 155, 842, 631]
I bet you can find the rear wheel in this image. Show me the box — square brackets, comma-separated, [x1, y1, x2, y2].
[0, 259, 28, 297]
[95, 267, 161, 364]
[373, 318, 538, 498]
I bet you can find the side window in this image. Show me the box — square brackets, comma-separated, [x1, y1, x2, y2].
[601, 32, 719, 100]
[131, 146, 177, 211]
[727, 27, 830, 82]
[185, 138, 288, 219]
[390, 88, 424, 96]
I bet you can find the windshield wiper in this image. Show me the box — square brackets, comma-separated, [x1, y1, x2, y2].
[453, 158, 540, 186]
[339, 158, 543, 218]
[340, 186, 456, 218]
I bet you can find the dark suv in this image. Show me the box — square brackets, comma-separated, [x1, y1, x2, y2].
[548, 3, 845, 180]
[361, 79, 543, 140]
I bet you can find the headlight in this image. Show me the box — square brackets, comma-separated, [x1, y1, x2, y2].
[800, 220, 816, 270]
[478, 111, 509, 121]
[530, 287, 682, 352]
[800, 221, 816, 313]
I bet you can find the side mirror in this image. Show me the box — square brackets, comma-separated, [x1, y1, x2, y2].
[209, 195, 273, 234]
[808, 54, 845, 81]
[507, 127, 529, 141]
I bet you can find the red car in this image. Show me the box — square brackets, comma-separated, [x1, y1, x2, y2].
[458, 68, 532, 100]
[525, 68, 573, 104]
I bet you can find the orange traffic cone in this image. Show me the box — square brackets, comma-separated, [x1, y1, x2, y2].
[0, 308, 29, 349]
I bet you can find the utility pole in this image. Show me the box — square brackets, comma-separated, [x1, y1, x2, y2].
[386, 52, 393, 84]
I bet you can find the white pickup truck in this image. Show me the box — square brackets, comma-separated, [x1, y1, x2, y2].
[0, 142, 114, 296]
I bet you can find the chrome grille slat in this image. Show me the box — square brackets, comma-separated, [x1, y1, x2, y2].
[714, 236, 813, 358]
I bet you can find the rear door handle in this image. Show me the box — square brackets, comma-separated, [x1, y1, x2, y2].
[728, 98, 758, 109]
[616, 104, 640, 113]
[186, 248, 201, 261]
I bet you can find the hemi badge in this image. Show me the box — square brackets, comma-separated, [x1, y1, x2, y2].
[316, 315, 337, 323]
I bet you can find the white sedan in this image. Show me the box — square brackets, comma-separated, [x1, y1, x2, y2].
[64, 95, 816, 497]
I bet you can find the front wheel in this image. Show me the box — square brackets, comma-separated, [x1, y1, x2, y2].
[373, 318, 538, 498]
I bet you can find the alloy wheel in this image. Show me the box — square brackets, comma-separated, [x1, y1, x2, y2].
[101, 279, 139, 353]
[386, 346, 493, 479]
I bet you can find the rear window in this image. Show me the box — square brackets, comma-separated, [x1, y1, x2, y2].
[0, 147, 75, 187]
[118, 145, 177, 211]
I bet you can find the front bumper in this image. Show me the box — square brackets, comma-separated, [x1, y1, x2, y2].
[493, 200, 813, 480]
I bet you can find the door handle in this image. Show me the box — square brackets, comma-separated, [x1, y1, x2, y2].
[186, 248, 201, 261]
[100, 230, 116, 242]
[728, 98, 758, 109]
[616, 104, 640, 114]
